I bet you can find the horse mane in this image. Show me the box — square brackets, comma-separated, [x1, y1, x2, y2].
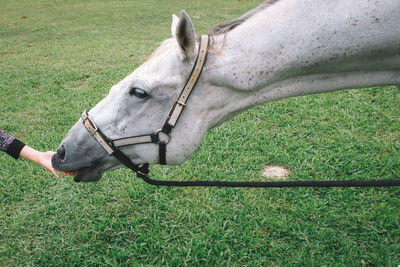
[208, 0, 280, 35]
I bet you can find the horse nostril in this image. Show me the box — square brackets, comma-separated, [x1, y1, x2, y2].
[57, 144, 66, 161]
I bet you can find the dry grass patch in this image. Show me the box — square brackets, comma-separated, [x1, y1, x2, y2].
[262, 165, 290, 180]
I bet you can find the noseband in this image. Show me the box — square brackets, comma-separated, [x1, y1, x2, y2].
[81, 35, 210, 177]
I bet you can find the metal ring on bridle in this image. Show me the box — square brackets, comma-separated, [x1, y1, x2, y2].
[155, 129, 171, 144]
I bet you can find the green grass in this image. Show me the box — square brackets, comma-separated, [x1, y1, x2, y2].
[1, 0, 399, 266]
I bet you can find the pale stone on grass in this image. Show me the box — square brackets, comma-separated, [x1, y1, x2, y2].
[262, 166, 290, 180]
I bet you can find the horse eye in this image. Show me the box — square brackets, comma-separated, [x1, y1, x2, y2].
[129, 88, 148, 99]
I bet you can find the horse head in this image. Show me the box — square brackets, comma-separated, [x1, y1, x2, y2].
[52, 11, 240, 182]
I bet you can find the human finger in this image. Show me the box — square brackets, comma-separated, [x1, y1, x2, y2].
[52, 169, 60, 179]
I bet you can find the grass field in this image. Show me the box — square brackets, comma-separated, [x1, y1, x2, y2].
[1, 0, 399, 266]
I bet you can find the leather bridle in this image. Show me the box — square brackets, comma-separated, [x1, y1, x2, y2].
[81, 35, 210, 177]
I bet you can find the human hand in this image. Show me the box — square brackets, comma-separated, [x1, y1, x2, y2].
[37, 151, 77, 178]
[20, 146, 77, 178]
[36, 151, 61, 178]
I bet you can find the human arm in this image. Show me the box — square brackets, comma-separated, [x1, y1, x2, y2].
[1, 129, 74, 178]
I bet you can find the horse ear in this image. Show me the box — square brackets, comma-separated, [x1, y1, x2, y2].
[175, 10, 196, 59]
[171, 14, 179, 38]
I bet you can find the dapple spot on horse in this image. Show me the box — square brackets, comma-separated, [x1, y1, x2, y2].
[52, 0, 400, 182]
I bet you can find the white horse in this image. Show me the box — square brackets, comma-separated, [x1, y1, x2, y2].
[52, 0, 400, 182]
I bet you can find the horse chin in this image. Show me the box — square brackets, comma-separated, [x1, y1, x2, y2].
[73, 167, 103, 182]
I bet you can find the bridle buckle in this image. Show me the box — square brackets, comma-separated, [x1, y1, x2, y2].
[82, 110, 98, 136]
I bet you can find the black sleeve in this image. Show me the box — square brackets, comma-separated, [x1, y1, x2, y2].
[6, 138, 26, 159]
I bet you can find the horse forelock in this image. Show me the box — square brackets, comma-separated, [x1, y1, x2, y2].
[208, 0, 280, 36]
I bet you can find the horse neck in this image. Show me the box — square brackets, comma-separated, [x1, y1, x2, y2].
[205, 0, 400, 106]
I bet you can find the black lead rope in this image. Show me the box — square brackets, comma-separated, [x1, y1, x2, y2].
[113, 152, 400, 187]
[138, 175, 400, 188]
